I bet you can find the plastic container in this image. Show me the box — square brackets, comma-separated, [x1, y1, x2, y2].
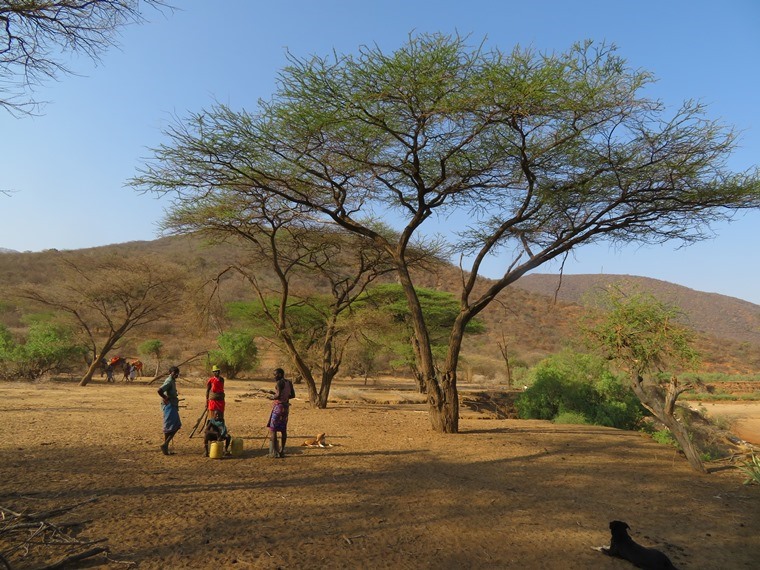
[230, 437, 244, 457]
[209, 440, 224, 459]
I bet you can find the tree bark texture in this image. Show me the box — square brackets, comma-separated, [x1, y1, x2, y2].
[631, 374, 706, 473]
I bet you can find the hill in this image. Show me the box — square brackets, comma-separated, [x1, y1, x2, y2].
[515, 274, 760, 346]
[1, 236, 758, 376]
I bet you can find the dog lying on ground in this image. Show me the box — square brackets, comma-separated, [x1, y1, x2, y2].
[600, 521, 677, 569]
[301, 432, 330, 447]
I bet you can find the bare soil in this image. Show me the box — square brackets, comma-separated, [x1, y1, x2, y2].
[1, 377, 759, 569]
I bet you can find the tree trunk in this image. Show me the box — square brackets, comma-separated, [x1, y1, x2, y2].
[79, 360, 100, 386]
[631, 374, 706, 473]
[427, 369, 459, 433]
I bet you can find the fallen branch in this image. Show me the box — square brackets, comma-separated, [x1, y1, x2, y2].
[37, 546, 108, 569]
[0, 497, 108, 569]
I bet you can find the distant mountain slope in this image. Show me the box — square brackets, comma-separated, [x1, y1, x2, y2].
[1, 237, 758, 374]
[514, 274, 760, 346]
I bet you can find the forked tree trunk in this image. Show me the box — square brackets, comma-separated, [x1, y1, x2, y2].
[427, 369, 459, 433]
[631, 374, 706, 473]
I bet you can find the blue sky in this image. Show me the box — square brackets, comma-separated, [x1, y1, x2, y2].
[1, 0, 759, 304]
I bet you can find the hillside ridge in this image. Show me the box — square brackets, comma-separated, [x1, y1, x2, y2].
[1, 236, 758, 374]
[515, 273, 760, 346]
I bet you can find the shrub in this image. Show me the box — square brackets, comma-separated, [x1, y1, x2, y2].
[515, 351, 646, 430]
[208, 330, 259, 378]
[736, 453, 760, 485]
[0, 322, 85, 379]
[651, 429, 678, 448]
[553, 411, 589, 425]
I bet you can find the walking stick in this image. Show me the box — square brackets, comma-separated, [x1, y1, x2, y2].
[260, 427, 271, 449]
[189, 407, 208, 439]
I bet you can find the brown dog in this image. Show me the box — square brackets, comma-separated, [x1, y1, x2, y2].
[601, 521, 677, 569]
[302, 432, 327, 447]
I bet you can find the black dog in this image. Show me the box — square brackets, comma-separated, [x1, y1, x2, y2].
[601, 521, 677, 569]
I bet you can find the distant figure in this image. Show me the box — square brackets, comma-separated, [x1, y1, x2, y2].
[204, 410, 231, 457]
[105, 363, 114, 383]
[267, 368, 295, 458]
[157, 366, 182, 455]
[122, 362, 131, 382]
[206, 365, 225, 419]
[129, 364, 137, 382]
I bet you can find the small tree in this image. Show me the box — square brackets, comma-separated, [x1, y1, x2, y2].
[153, 190, 409, 407]
[208, 330, 258, 379]
[586, 289, 706, 472]
[138, 339, 164, 376]
[16, 252, 184, 385]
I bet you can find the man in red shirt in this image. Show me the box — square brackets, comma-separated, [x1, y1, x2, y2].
[206, 366, 225, 419]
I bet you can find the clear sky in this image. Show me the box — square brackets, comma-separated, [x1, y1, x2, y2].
[1, 0, 758, 304]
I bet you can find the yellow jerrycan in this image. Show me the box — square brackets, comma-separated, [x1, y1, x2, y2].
[209, 440, 224, 459]
[230, 437, 244, 457]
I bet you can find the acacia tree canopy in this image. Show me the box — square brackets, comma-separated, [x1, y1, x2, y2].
[0, 0, 167, 115]
[133, 33, 760, 432]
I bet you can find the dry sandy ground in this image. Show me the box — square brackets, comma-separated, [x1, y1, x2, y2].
[693, 401, 760, 446]
[1, 377, 759, 569]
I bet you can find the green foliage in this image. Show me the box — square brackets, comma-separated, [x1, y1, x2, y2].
[134, 32, 760, 431]
[680, 372, 760, 383]
[227, 297, 329, 350]
[0, 322, 85, 379]
[736, 453, 760, 485]
[0, 324, 13, 358]
[586, 288, 699, 376]
[354, 284, 484, 372]
[515, 351, 646, 430]
[553, 411, 589, 425]
[138, 339, 163, 358]
[208, 330, 258, 379]
[651, 429, 678, 448]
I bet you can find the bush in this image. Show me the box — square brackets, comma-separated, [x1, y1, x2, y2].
[737, 453, 760, 485]
[651, 429, 678, 448]
[515, 351, 646, 430]
[208, 330, 259, 378]
[0, 322, 85, 379]
[553, 411, 589, 425]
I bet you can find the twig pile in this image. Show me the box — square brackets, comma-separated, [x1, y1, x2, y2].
[0, 497, 118, 569]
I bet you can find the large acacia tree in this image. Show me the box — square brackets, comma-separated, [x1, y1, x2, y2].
[16, 252, 184, 385]
[134, 34, 760, 433]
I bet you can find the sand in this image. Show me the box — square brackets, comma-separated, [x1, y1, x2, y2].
[1, 378, 758, 569]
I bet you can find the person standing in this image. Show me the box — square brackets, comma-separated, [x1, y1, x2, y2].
[267, 368, 295, 458]
[206, 365, 226, 419]
[122, 361, 131, 382]
[157, 366, 182, 455]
